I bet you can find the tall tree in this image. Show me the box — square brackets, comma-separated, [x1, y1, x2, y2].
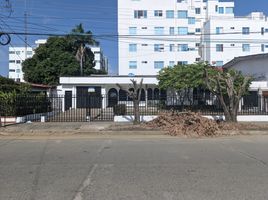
[158, 63, 252, 122]
[22, 24, 105, 85]
[68, 24, 99, 76]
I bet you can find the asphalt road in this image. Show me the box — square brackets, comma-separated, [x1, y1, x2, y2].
[0, 135, 268, 200]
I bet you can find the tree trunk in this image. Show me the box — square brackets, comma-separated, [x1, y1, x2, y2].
[133, 99, 140, 125]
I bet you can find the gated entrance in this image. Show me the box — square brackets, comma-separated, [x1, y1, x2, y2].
[46, 94, 114, 122]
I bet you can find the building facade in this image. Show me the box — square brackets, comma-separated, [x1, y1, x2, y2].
[8, 39, 46, 82]
[9, 41, 108, 82]
[118, 0, 268, 75]
[90, 46, 109, 72]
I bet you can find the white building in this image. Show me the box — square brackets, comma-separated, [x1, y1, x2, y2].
[90, 46, 108, 72]
[9, 41, 108, 82]
[59, 0, 268, 98]
[202, 12, 268, 66]
[118, 0, 235, 76]
[118, 0, 268, 75]
[8, 39, 46, 82]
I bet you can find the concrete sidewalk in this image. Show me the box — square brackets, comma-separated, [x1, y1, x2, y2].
[0, 122, 167, 136]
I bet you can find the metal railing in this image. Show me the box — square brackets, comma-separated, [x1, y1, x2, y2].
[1, 93, 268, 126]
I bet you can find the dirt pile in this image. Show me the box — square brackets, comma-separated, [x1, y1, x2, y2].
[145, 112, 221, 137]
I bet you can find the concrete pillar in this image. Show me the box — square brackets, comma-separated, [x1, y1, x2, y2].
[258, 88, 263, 112]
[72, 86, 76, 109]
[101, 87, 107, 109]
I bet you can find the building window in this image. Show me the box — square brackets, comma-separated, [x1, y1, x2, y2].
[129, 27, 137, 35]
[154, 10, 163, 17]
[195, 8, 201, 14]
[166, 10, 174, 18]
[178, 10, 188, 18]
[216, 27, 223, 34]
[218, 7, 224, 14]
[262, 44, 265, 52]
[195, 43, 200, 47]
[178, 27, 188, 35]
[195, 28, 201, 33]
[215, 61, 224, 67]
[216, 44, 224, 52]
[242, 44, 250, 52]
[9, 51, 15, 54]
[154, 27, 164, 35]
[154, 44, 164, 52]
[9, 60, 15, 63]
[16, 69, 21, 73]
[225, 7, 234, 14]
[178, 44, 188, 51]
[169, 27, 175, 35]
[242, 27, 250, 35]
[129, 61, 137, 69]
[178, 61, 188, 65]
[16, 60, 21, 64]
[134, 10, 147, 18]
[169, 61, 175, 67]
[15, 51, 20, 55]
[188, 17, 195, 24]
[9, 69, 15, 72]
[129, 44, 137, 52]
[169, 44, 175, 52]
[154, 61, 164, 69]
[27, 51, 33, 55]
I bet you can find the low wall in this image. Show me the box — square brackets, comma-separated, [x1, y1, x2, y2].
[115, 115, 268, 122]
[0, 117, 17, 126]
[114, 115, 158, 122]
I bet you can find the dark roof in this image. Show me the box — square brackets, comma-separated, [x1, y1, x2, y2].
[60, 75, 157, 78]
[223, 53, 268, 69]
[28, 83, 54, 89]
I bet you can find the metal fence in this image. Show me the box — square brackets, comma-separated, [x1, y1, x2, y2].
[1, 92, 268, 126]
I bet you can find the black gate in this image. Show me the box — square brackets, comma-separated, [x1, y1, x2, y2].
[46, 94, 114, 122]
[65, 91, 72, 111]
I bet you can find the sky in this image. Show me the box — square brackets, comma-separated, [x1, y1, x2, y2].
[1, 0, 268, 77]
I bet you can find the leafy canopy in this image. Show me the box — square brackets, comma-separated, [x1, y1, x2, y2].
[22, 24, 106, 85]
[158, 62, 213, 90]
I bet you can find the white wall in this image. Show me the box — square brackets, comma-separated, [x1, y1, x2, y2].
[203, 14, 268, 66]
[118, 0, 234, 76]
[229, 57, 268, 80]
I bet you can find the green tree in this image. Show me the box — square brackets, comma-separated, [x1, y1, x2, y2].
[22, 24, 105, 85]
[158, 63, 252, 122]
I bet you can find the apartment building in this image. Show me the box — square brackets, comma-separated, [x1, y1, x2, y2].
[202, 12, 268, 66]
[9, 40, 108, 82]
[8, 39, 46, 82]
[118, 0, 268, 76]
[90, 46, 109, 72]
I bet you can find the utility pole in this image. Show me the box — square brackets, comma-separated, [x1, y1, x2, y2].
[24, 0, 27, 60]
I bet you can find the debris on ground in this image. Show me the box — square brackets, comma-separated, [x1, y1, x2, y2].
[145, 112, 221, 137]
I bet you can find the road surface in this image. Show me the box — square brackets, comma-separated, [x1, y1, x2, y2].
[0, 135, 268, 200]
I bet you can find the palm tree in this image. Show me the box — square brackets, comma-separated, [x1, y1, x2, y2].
[68, 24, 98, 76]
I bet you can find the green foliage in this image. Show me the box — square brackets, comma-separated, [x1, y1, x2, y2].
[0, 93, 51, 116]
[158, 62, 212, 90]
[22, 24, 106, 85]
[0, 76, 30, 93]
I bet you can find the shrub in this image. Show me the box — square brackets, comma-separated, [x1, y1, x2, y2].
[114, 104, 126, 116]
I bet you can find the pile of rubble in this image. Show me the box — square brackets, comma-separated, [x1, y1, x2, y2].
[145, 112, 221, 137]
